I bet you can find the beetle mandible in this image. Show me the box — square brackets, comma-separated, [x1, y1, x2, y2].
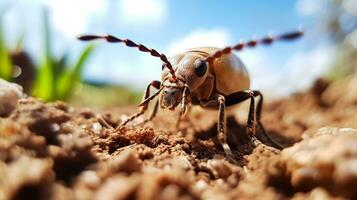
[78, 30, 303, 156]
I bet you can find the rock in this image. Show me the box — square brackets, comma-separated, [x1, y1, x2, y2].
[91, 122, 102, 135]
[0, 78, 24, 117]
[282, 127, 357, 198]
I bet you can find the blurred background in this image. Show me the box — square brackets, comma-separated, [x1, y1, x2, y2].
[0, 0, 356, 108]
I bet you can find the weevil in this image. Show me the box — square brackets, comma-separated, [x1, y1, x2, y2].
[78, 30, 303, 156]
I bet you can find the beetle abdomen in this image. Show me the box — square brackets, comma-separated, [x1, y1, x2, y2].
[213, 52, 250, 94]
[187, 47, 250, 95]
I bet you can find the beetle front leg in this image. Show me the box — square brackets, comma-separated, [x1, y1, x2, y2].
[118, 80, 162, 128]
[176, 85, 190, 129]
[137, 99, 159, 126]
[217, 95, 234, 158]
[175, 105, 194, 130]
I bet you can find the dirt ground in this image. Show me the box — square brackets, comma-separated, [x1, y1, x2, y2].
[1, 77, 357, 200]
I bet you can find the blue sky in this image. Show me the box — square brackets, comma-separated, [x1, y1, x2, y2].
[1, 0, 338, 97]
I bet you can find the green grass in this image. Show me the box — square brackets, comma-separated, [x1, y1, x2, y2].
[1, 8, 96, 102]
[0, 9, 13, 81]
[69, 82, 143, 108]
[326, 48, 357, 81]
[0, 7, 138, 107]
[31, 9, 96, 101]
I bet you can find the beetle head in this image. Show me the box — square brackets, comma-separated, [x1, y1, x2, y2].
[160, 86, 183, 110]
[160, 53, 208, 110]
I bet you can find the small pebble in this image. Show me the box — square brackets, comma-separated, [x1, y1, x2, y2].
[0, 78, 24, 117]
[92, 122, 103, 135]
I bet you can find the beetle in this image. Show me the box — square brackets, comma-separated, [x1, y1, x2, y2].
[78, 30, 303, 157]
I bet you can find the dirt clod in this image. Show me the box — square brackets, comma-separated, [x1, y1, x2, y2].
[282, 127, 357, 198]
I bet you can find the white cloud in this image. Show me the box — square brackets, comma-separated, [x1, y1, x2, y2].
[166, 28, 232, 55]
[343, 0, 357, 15]
[240, 45, 335, 98]
[118, 0, 168, 25]
[42, 0, 107, 37]
[346, 29, 357, 48]
[85, 47, 164, 89]
[136, 54, 164, 83]
[239, 50, 279, 92]
[295, 0, 326, 17]
[280, 45, 335, 93]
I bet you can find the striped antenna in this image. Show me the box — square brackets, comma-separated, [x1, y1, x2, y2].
[205, 29, 304, 62]
[78, 34, 176, 79]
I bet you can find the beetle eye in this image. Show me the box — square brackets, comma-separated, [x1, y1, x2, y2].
[195, 59, 207, 77]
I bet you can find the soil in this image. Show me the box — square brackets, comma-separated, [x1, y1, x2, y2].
[0, 77, 357, 200]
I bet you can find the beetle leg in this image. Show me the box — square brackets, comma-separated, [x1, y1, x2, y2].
[118, 80, 161, 128]
[246, 92, 259, 146]
[176, 85, 190, 129]
[244, 91, 282, 149]
[137, 99, 159, 126]
[96, 114, 115, 130]
[181, 84, 190, 116]
[217, 95, 234, 158]
[224, 90, 282, 149]
[254, 91, 283, 150]
[175, 105, 194, 130]
[148, 99, 160, 120]
[175, 111, 182, 129]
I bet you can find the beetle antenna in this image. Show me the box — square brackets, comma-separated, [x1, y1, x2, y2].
[205, 29, 304, 62]
[78, 34, 176, 79]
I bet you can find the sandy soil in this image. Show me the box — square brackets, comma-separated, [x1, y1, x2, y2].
[0, 77, 357, 200]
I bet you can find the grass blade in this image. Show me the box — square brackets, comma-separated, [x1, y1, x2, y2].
[57, 44, 95, 100]
[31, 9, 54, 101]
[15, 29, 25, 51]
[0, 16, 13, 80]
